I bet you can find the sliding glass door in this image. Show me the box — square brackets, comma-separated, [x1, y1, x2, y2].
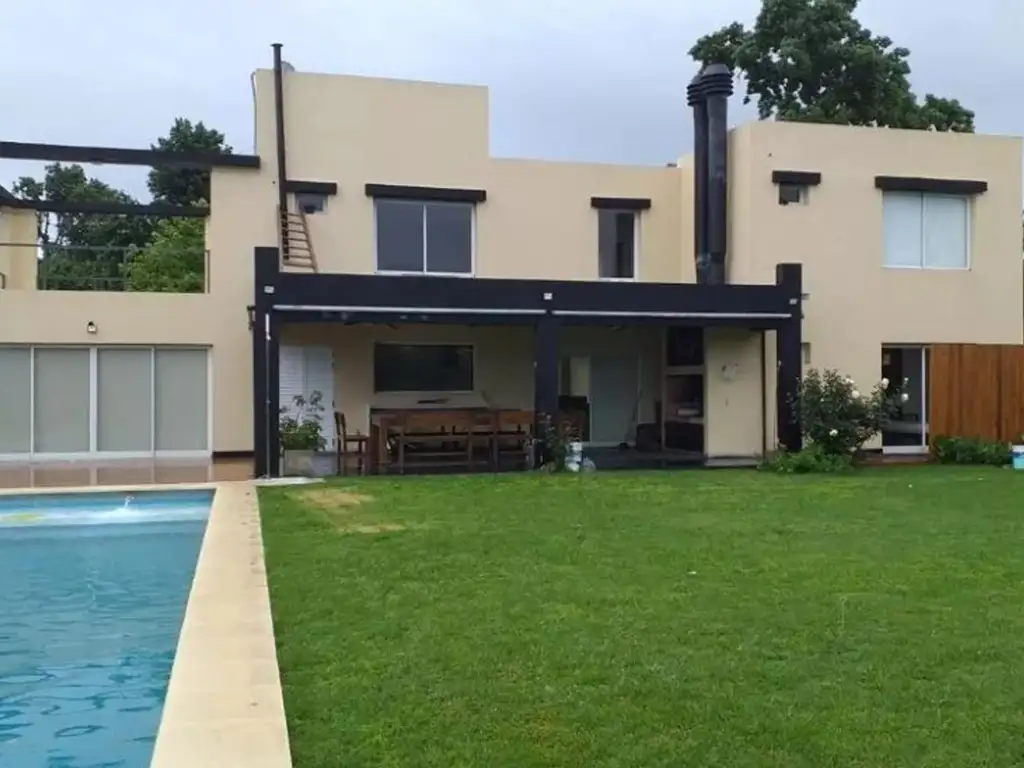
[0, 347, 32, 455]
[97, 348, 153, 453]
[881, 345, 929, 454]
[33, 348, 92, 454]
[0, 345, 210, 460]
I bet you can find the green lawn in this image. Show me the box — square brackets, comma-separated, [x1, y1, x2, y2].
[260, 467, 1024, 767]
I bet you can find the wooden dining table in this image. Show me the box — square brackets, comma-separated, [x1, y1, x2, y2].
[367, 405, 534, 474]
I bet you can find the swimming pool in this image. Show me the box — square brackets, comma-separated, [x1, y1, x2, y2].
[0, 490, 212, 767]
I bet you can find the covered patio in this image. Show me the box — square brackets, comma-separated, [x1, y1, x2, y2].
[251, 247, 804, 477]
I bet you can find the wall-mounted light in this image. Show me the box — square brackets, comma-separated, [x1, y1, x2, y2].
[246, 305, 255, 330]
[85, 320, 98, 335]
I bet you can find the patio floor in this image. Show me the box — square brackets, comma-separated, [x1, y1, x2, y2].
[0, 458, 254, 489]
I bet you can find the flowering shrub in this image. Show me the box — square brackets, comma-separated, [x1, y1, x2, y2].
[795, 368, 907, 457]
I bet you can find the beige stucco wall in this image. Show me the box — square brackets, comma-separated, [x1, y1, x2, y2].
[726, 120, 1023, 450]
[250, 70, 693, 283]
[0, 167, 272, 454]
[0, 208, 39, 290]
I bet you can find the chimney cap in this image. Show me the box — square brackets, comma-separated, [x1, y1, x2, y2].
[700, 63, 734, 98]
[686, 69, 707, 106]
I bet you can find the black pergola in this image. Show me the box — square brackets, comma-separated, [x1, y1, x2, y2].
[250, 247, 803, 477]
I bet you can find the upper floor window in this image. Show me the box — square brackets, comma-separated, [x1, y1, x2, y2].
[882, 191, 970, 269]
[778, 183, 807, 206]
[295, 192, 327, 214]
[374, 199, 473, 275]
[598, 209, 637, 280]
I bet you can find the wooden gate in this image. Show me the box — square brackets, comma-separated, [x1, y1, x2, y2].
[929, 344, 1024, 442]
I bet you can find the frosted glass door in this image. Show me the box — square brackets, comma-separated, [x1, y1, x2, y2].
[33, 348, 91, 454]
[97, 348, 153, 452]
[154, 349, 209, 452]
[590, 355, 639, 445]
[0, 347, 31, 454]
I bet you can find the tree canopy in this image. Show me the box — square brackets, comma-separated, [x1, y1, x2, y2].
[147, 118, 231, 206]
[10, 117, 230, 291]
[123, 217, 206, 293]
[13, 165, 154, 290]
[689, 0, 975, 132]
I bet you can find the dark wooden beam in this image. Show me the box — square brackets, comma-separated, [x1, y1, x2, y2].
[365, 183, 486, 204]
[284, 180, 338, 196]
[590, 196, 652, 211]
[0, 140, 260, 169]
[771, 170, 822, 186]
[874, 176, 987, 195]
[3, 197, 209, 218]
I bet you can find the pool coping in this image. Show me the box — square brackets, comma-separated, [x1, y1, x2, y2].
[0, 481, 293, 767]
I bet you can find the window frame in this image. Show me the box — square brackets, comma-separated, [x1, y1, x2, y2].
[373, 198, 476, 277]
[372, 341, 476, 394]
[596, 207, 640, 282]
[882, 191, 971, 271]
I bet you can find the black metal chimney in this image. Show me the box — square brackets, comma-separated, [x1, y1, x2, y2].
[701, 63, 733, 285]
[686, 72, 709, 283]
[272, 43, 289, 261]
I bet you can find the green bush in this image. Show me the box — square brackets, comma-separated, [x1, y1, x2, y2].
[761, 443, 854, 474]
[931, 436, 1011, 466]
[796, 368, 905, 456]
[279, 391, 327, 451]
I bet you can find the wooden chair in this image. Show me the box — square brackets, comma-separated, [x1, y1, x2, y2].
[451, 410, 499, 471]
[394, 410, 472, 474]
[494, 410, 534, 469]
[334, 411, 369, 476]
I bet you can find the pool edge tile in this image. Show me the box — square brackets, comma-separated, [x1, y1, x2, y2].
[151, 482, 293, 768]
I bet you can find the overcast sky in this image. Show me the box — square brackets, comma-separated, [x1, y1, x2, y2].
[1, 0, 1021, 199]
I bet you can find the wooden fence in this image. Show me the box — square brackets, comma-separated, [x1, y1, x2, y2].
[929, 344, 1024, 443]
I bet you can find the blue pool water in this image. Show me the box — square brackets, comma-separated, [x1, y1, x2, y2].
[0, 490, 212, 768]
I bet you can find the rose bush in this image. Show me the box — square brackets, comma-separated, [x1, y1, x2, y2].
[795, 368, 907, 456]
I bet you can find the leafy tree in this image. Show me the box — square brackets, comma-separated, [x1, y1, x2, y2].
[9, 117, 229, 290]
[122, 217, 206, 293]
[12, 164, 153, 290]
[689, 0, 975, 132]
[147, 118, 232, 206]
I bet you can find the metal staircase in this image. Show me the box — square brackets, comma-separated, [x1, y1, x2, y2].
[279, 206, 318, 272]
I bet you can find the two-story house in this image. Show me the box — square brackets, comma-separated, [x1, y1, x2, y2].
[0, 46, 1020, 476]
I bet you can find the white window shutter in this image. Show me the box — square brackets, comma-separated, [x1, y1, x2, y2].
[303, 347, 335, 450]
[279, 346, 305, 418]
[883, 192, 924, 267]
[923, 194, 969, 268]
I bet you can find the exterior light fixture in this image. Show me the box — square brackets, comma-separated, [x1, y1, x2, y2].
[85, 320, 98, 334]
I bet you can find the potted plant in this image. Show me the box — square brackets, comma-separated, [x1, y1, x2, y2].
[279, 391, 334, 477]
[536, 415, 594, 473]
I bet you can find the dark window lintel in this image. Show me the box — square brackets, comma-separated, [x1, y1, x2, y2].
[771, 170, 822, 187]
[590, 196, 651, 211]
[284, 180, 338, 196]
[365, 183, 486, 204]
[875, 176, 988, 195]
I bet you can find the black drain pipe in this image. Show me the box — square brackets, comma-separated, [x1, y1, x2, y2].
[272, 43, 289, 261]
[702, 63, 733, 285]
[686, 72, 709, 282]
